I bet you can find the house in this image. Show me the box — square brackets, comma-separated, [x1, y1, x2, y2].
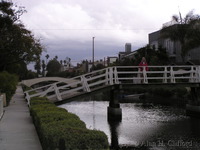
[107, 57, 118, 65]
[149, 29, 182, 64]
[149, 22, 200, 64]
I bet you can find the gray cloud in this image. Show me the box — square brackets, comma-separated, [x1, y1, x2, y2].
[13, 0, 200, 65]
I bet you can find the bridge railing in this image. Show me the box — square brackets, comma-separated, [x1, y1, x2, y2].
[25, 67, 110, 104]
[115, 66, 200, 84]
[24, 65, 200, 105]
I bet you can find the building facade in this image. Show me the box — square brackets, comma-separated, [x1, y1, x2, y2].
[125, 43, 131, 53]
[107, 57, 118, 65]
[149, 28, 200, 64]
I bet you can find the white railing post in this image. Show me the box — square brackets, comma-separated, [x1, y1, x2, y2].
[114, 67, 119, 84]
[105, 68, 109, 85]
[163, 66, 168, 83]
[170, 66, 175, 83]
[54, 84, 62, 101]
[142, 68, 148, 84]
[0, 95, 3, 120]
[189, 66, 194, 83]
[81, 75, 91, 92]
[109, 67, 114, 85]
[196, 66, 200, 82]
[40, 85, 54, 97]
[25, 92, 31, 106]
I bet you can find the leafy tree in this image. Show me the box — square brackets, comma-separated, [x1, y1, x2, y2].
[148, 46, 169, 65]
[46, 59, 61, 76]
[117, 45, 169, 66]
[0, 1, 43, 72]
[161, 10, 200, 62]
[91, 63, 105, 71]
[6, 61, 28, 80]
[0, 71, 18, 104]
[26, 70, 37, 79]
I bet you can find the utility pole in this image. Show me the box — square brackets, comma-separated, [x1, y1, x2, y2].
[92, 37, 95, 70]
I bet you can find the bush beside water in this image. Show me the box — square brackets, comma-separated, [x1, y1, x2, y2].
[30, 97, 109, 150]
[121, 87, 189, 106]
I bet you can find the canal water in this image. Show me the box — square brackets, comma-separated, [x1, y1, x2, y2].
[60, 100, 200, 149]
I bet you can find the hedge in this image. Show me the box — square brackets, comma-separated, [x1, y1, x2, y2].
[30, 97, 109, 150]
[0, 71, 18, 104]
[21, 84, 37, 95]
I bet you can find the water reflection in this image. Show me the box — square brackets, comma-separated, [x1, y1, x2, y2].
[190, 118, 200, 137]
[108, 121, 121, 149]
[60, 101, 200, 149]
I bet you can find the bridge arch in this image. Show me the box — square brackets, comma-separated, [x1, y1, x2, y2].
[21, 77, 74, 87]
[23, 66, 200, 120]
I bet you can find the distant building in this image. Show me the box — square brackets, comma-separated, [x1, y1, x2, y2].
[75, 59, 107, 73]
[125, 43, 131, 53]
[149, 23, 200, 64]
[119, 43, 131, 60]
[107, 57, 118, 65]
[118, 43, 136, 61]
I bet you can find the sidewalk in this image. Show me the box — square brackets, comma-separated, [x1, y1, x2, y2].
[0, 86, 42, 150]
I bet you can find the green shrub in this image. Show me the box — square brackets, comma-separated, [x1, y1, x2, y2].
[0, 71, 18, 104]
[21, 84, 37, 95]
[30, 97, 52, 105]
[30, 97, 109, 150]
[21, 84, 32, 91]
[40, 124, 108, 150]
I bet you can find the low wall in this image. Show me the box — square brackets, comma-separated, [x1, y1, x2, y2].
[0, 94, 6, 120]
[0, 95, 3, 120]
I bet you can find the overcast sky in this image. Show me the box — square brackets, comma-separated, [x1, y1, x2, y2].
[12, 0, 200, 65]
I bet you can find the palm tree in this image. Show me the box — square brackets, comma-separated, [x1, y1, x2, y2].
[42, 60, 46, 77]
[60, 60, 63, 65]
[45, 54, 49, 64]
[64, 60, 67, 65]
[54, 55, 58, 60]
[34, 59, 41, 76]
[161, 10, 200, 62]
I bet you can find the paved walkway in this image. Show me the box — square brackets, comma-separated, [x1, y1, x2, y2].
[0, 86, 42, 150]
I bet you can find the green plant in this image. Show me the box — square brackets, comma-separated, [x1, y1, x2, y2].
[0, 71, 18, 104]
[30, 97, 109, 150]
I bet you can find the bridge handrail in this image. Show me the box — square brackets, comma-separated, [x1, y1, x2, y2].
[25, 67, 109, 104]
[25, 65, 200, 105]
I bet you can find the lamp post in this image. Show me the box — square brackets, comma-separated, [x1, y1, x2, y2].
[92, 37, 95, 70]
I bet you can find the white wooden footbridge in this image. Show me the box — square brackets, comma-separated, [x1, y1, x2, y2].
[24, 65, 200, 106]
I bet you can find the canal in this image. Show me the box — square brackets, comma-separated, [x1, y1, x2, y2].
[60, 100, 200, 149]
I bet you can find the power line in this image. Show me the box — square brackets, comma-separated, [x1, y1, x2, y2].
[31, 28, 158, 31]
